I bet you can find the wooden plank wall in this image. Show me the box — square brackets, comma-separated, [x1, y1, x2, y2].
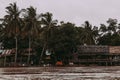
[109, 46, 120, 54]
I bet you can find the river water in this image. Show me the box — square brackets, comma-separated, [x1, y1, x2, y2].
[0, 66, 120, 80]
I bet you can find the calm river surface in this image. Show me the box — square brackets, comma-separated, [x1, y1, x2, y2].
[0, 66, 120, 80]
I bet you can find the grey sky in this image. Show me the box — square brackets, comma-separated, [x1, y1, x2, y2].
[0, 0, 120, 26]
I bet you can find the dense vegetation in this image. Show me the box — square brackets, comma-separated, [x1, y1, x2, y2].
[0, 3, 120, 65]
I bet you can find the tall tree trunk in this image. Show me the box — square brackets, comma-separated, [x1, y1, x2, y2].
[27, 35, 31, 65]
[14, 36, 18, 65]
[39, 25, 50, 64]
[40, 43, 46, 64]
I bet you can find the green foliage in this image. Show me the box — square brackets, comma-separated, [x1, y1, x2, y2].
[98, 18, 120, 45]
[0, 3, 120, 64]
[53, 22, 77, 55]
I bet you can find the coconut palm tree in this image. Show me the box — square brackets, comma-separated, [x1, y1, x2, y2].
[80, 21, 98, 45]
[98, 18, 119, 45]
[2, 3, 23, 64]
[0, 22, 4, 41]
[22, 6, 41, 65]
[40, 12, 57, 62]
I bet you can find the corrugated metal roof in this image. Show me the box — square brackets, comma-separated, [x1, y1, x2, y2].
[0, 49, 13, 56]
[77, 45, 109, 53]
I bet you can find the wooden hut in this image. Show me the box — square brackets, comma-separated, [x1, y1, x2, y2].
[73, 45, 120, 66]
[0, 48, 36, 67]
[0, 49, 15, 66]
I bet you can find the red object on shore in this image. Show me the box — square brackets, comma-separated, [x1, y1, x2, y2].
[56, 61, 63, 66]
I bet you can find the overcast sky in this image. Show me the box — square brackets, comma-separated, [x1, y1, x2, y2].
[0, 0, 120, 26]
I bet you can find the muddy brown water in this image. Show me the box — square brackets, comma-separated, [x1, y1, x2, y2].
[0, 66, 120, 80]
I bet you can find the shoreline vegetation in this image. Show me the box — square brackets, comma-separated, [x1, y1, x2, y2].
[0, 3, 120, 67]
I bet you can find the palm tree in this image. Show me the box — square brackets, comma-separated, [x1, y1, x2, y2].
[40, 12, 57, 62]
[107, 18, 118, 34]
[80, 21, 98, 45]
[99, 18, 118, 36]
[0, 22, 4, 41]
[22, 6, 41, 65]
[2, 3, 23, 64]
[98, 18, 119, 45]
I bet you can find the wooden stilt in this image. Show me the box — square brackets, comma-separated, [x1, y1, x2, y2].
[4, 56, 6, 67]
[106, 62, 107, 66]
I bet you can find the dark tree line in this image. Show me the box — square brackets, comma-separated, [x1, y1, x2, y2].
[0, 3, 120, 64]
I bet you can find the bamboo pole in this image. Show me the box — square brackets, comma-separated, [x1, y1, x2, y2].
[4, 56, 6, 67]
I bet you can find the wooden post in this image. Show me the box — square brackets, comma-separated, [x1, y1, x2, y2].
[20, 56, 22, 65]
[106, 62, 107, 66]
[4, 56, 6, 67]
